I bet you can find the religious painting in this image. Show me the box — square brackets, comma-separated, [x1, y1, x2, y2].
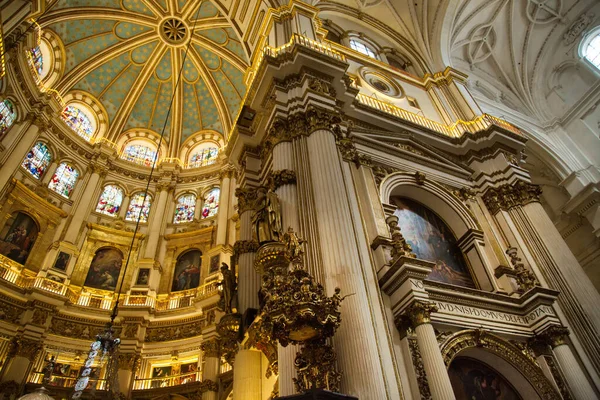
[151, 366, 171, 388]
[0, 212, 39, 264]
[209, 254, 220, 274]
[180, 362, 198, 384]
[52, 362, 71, 377]
[171, 250, 202, 292]
[449, 357, 522, 400]
[83, 247, 123, 291]
[135, 268, 150, 285]
[391, 197, 475, 288]
[52, 251, 70, 272]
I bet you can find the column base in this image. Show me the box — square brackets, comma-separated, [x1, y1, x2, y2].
[279, 389, 358, 400]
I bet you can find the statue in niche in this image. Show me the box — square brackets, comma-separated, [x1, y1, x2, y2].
[251, 187, 283, 244]
[218, 263, 237, 314]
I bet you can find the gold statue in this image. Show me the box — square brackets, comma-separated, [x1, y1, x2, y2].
[218, 263, 237, 314]
[252, 187, 283, 244]
[283, 227, 305, 263]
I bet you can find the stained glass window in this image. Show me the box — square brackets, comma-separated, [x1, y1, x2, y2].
[189, 146, 218, 168]
[96, 185, 124, 217]
[28, 46, 44, 76]
[125, 192, 152, 223]
[584, 32, 600, 70]
[0, 100, 17, 137]
[48, 163, 79, 198]
[201, 188, 219, 219]
[174, 194, 196, 223]
[122, 144, 157, 167]
[22, 142, 52, 179]
[350, 39, 377, 58]
[62, 105, 94, 141]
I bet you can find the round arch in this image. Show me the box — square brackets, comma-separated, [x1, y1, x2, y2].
[440, 329, 561, 400]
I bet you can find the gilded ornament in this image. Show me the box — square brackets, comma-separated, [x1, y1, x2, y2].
[201, 337, 222, 358]
[403, 301, 438, 327]
[12, 337, 43, 361]
[117, 353, 139, 370]
[0, 300, 23, 323]
[235, 187, 259, 214]
[307, 77, 336, 97]
[414, 171, 426, 185]
[506, 247, 539, 293]
[540, 325, 570, 348]
[269, 169, 297, 191]
[145, 321, 203, 342]
[30, 307, 50, 326]
[544, 354, 574, 399]
[482, 181, 542, 214]
[386, 215, 416, 260]
[408, 337, 432, 400]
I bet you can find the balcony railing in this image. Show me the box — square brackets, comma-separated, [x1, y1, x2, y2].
[29, 372, 107, 390]
[0, 254, 219, 312]
[133, 371, 201, 390]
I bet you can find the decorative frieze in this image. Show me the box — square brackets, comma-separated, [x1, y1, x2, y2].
[0, 300, 24, 324]
[482, 181, 542, 214]
[145, 321, 204, 342]
[408, 337, 432, 400]
[269, 169, 297, 190]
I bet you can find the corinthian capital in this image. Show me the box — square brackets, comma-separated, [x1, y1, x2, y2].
[482, 181, 542, 214]
[403, 301, 438, 328]
[235, 187, 259, 213]
[201, 338, 222, 358]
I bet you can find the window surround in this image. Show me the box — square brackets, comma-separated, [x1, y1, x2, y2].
[579, 26, 600, 73]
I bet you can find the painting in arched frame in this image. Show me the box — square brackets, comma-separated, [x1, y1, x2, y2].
[0, 212, 39, 264]
[391, 197, 475, 288]
[171, 249, 202, 292]
[449, 357, 522, 400]
[84, 247, 123, 291]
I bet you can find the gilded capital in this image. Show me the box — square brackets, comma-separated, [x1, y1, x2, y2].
[403, 301, 438, 327]
[541, 326, 570, 348]
[269, 169, 297, 191]
[235, 187, 259, 214]
[201, 337, 222, 358]
[233, 240, 259, 259]
[117, 353, 140, 371]
[482, 181, 542, 214]
[12, 337, 43, 361]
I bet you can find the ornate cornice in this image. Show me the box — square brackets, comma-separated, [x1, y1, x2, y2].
[269, 169, 297, 190]
[482, 181, 542, 214]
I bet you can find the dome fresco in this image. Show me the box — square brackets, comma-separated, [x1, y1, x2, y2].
[40, 0, 248, 148]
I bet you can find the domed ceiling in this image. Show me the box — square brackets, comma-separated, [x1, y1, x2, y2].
[40, 0, 249, 149]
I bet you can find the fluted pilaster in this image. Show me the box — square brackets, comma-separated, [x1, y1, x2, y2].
[305, 129, 387, 399]
[232, 349, 262, 400]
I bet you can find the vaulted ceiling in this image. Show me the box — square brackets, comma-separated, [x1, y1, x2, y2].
[40, 0, 249, 152]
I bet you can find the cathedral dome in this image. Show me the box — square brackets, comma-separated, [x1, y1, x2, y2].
[36, 0, 248, 163]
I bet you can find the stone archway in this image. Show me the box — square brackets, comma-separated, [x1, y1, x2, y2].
[439, 329, 560, 400]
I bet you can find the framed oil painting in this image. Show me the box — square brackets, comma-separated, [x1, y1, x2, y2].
[83, 247, 123, 291]
[209, 254, 220, 274]
[0, 212, 39, 264]
[391, 197, 475, 288]
[52, 251, 70, 272]
[449, 357, 522, 400]
[152, 365, 172, 388]
[135, 268, 150, 285]
[171, 249, 202, 292]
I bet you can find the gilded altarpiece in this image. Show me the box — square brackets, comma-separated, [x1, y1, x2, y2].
[70, 223, 144, 293]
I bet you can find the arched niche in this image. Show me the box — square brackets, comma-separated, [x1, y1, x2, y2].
[83, 247, 124, 291]
[381, 173, 494, 290]
[440, 329, 561, 400]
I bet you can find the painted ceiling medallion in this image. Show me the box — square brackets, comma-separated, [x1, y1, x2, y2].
[39, 0, 249, 152]
[160, 18, 188, 45]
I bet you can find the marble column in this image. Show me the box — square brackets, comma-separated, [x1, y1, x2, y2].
[235, 189, 260, 314]
[272, 141, 299, 396]
[0, 337, 42, 386]
[144, 185, 170, 259]
[232, 349, 262, 400]
[0, 121, 39, 193]
[117, 353, 139, 397]
[64, 165, 104, 244]
[305, 129, 388, 399]
[216, 167, 233, 246]
[544, 326, 597, 400]
[403, 302, 455, 400]
[201, 336, 221, 400]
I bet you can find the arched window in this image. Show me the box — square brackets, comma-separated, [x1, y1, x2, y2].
[22, 142, 52, 179]
[174, 194, 196, 223]
[0, 99, 17, 137]
[27, 46, 44, 76]
[391, 197, 475, 288]
[84, 247, 123, 291]
[61, 104, 95, 141]
[583, 30, 600, 70]
[122, 143, 157, 167]
[0, 212, 39, 264]
[201, 188, 220, 219]
[350, 39, 377, 58]
[171, 249, 202, 292]
[188, 144, 218, 168]
[96, 185, 124, 216]
[125, 192, 152, 223]
[48, 163, 79, 198]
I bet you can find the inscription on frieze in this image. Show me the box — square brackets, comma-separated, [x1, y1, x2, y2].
[433, 301, 555, 326]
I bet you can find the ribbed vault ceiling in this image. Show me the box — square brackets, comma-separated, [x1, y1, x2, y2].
[40, 0, 249, 153]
